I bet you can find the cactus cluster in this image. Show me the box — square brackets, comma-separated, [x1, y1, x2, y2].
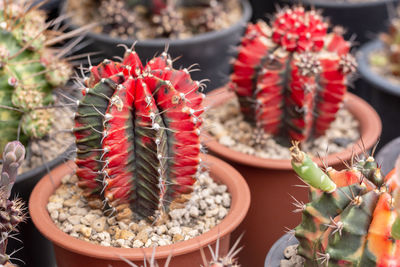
[0, 141, 26, 265]
[73, 47, 205, 221]
[68, 0, 240, 40]
[290, 143, 400, 266]
[0, 0, 75, 155]
[230, 6, 357, 142]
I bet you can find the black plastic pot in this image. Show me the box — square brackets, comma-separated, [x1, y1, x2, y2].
[376, 137, 400, 176]
[61, 0, 252, 92]
[7, 147, 74, 267]
[249, 0, 281, 21]
[283, 0, 398, 46]
[34, 0, 62, 19]
[357, 40, 400, 149]
[264, 234, 298, 267]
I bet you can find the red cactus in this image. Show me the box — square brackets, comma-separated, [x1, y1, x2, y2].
[231, 6, 357, 142]
[74, 49, 204, 220]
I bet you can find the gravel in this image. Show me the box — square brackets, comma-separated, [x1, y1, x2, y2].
[204, 98, 360, 159]
[48, 172, 231, 248]
[280, 244, 305, 267]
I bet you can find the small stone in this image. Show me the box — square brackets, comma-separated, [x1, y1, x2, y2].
[80, 226, 92, 238]
[69, 207, 87, 216]
[187, 229, 198, 237]
[216, 185, 227, 194]
[100, 241, 111, 247]
[280, 259, 291, 267]
[289, 255, 305, 266]
[132, 240, 144, 248]
[118, 221, 128, 230]
[173, 234, 184, 242]
[169, 226, 181, 235]
[108, 226, 121, 239]
[158, 239, 168, 246]
[115, 239, 125, 247]
[136, 229, 150, 243]
[129, 222, 139, 232]
[145, 239, 152, 247]
[88, 199, 102, 209]
[218, 207, 228, 219]
[120, 230, 135, 240]
[92, 217, 106, 232]
[222, 193, 231, 208]
[156, 225, 167, 235]
[64, 198, 79, 207]
[50, 210, 59, 220]
[169, 209, 185, 220]
[284, 245, 298, 258]
[49, 195, 64, 204]
[107, 216, 116, 225]
[67, 215, 82, 225]
[58, 212, 68, 222]
[206, 208, 219, 218]
[201, 188, 211, 198]
[199, 200, 207, 210]
[81, 214, 98, 226]
[47, 202, 62, 212]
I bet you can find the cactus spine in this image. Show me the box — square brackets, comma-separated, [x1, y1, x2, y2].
[0, 0, 74, 155]
[290, 143, 400, 266]
[0, 141, 26, 265]
[231, 6, 357, 142]
[73, 47, 204, 221]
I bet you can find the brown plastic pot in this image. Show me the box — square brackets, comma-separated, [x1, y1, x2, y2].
[204, 87, 382, 267]
[29, 154, 250, 267]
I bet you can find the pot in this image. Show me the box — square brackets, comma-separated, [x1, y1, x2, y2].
[29, 154, 250, 267]
[283, 0, 398, 46]
[204, 87, 381, 266]
[264, 233, 298, 267]
[60, 0, 252, 92]
[7, 146, 74, 267]
[248, 0, 281, 21]
[357, 40, 400, 149]
[376, 137, 400, 176]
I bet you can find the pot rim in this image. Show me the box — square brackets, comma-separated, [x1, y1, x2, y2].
[62, 0, 252, 47]
[291, 0, 398, 8]
[203, 87, 382, 170]
[357, 39, 400, 97]
[29, 154, 250, 261]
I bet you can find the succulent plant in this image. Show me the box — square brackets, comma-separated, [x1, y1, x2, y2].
[230, 6, 357, 142]
[73, 46, 205, 221]
[0, 141, 26, 265]
[0, 0, 80, 155]
[200, 235, 242, 267]
[289, 142, 400, 266]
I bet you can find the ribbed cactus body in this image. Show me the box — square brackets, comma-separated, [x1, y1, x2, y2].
[74, 50, 204, 220]
[0, 2, 72, 155]
[231, 7, 356, 142]
[291, 146, 400, 266]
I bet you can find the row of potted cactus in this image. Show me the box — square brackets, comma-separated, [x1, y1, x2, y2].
[1, 0, 400, 266]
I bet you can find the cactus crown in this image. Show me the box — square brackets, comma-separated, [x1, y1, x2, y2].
[0, 0, 75, 155]
[0, 141, 26, 265]
[73, 46, 205, 221]
[231, 6, 357, 143]
[290, 143, 400, 266]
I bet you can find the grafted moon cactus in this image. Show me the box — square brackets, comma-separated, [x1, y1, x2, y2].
[290, 143, 400, 266]
[0, 0, 73, 155]
[231, 6, 357, 142]
[74, 48, 204, 221]
[0, 141, 26, 265]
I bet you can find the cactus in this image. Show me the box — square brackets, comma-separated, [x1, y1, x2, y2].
[0, 0, 77, 155]
[200, 235, 242, 267]
[0, 141, 26, 265]
[230, 6, 357, 142]
[289, 142, 400, 266]
[73, 47, 204, 221]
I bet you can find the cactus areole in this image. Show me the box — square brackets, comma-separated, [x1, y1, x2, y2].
[290, 144, 400, 266]
[231, 6, 357, 142]
[74, 48, 205, 221]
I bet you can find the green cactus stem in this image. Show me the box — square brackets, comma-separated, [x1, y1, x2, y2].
[290, 142, 337, 193]
[391, 157, 400, 240]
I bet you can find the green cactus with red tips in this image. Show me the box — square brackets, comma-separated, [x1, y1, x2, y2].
[0, 141, 26, 265]
[0, 0, 74, 155]
[230, 6, 357, 143]
[73, 47, 205, 221]
[290, 143, 400, 266]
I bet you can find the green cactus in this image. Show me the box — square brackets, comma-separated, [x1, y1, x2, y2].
[0, 141, 26, 265]
[290, 144, 400, 266]
[0, 0, 74, 155]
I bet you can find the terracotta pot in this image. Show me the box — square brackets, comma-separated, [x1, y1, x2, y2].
[204, 87, 382, 266]
[29, 154, 250, 267]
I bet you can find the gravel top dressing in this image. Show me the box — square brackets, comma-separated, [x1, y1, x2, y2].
[205, 98, 360, 159]
[47, 171, 231, 248]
